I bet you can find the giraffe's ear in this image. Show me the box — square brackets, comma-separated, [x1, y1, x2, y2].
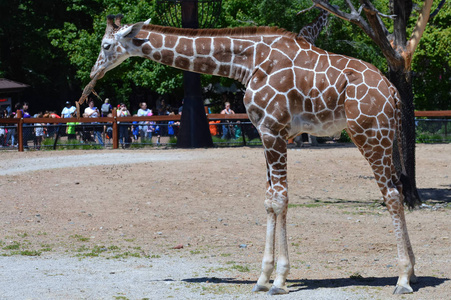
[115, 22, 145, 40]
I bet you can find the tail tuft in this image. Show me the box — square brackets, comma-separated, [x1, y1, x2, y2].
[400, 173, 422, 209]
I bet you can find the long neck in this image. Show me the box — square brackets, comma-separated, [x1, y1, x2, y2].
[132, 26, 277, 85]
[298, 10, 330, 45]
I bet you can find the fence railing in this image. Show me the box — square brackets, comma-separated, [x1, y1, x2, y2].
[0, 110, 260, 151]
[1, 110, 450, 151]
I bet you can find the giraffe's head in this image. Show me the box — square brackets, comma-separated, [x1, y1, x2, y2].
[90, 14, 150, 79]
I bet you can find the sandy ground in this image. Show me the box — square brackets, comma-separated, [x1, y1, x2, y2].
[0, 144, 449, 299]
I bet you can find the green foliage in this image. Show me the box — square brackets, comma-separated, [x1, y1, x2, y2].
[0, 0, 449, 112]
[338, 129, 352, 143]
[220, 0, 309, 32]
[412, 3, 451, 110]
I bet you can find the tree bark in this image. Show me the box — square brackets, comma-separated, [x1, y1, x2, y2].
[176, 0, 214, 148]
[388, 67, 421, 206]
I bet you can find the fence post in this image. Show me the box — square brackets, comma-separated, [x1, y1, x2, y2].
[240, 122, 246, 146]
[445, 121, 448, 140]
[17, 110, 23, 152]
[112, 108, 118, 149]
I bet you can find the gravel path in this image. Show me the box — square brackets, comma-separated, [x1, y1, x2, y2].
[0, 149, 367, 299]
[0, 255, 365, 299]
[0, 146, 449, 299]
[0, 151, 198, 176]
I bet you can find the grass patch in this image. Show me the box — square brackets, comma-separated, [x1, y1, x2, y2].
[40, 244, 53, 252]
[3, 241, 21, 250]
[20, 250, 41, 256]
[75, 245, 107, 258]
[70, 234, 90, 242]
[111, 251, 142, 259]
[231, 264, 250, 272]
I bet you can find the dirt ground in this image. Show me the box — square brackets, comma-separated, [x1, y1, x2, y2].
[0, 144, 449, 299]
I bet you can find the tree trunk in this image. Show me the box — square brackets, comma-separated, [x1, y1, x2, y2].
[388, 68, 421, 207]
[176, 0, 214, 148]
[310, 0, 437, 207]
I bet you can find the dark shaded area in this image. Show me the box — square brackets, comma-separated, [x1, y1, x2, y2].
[419, 187, 451, 203]
[181, 276, 448, 294]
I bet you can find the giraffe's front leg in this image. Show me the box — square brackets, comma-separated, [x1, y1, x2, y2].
[268, 204, 290, 295]
[253, 190, 290, 295]
[253, 135, 290, 295]
[253, 167, 277, 292]
[252, 209, 276, 293]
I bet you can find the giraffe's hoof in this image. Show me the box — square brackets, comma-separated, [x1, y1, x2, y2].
[252, 284, 269, 292]
[267, 286, 288, 295]
[393, 285, 413, 294]
[410, 274, 418, 284]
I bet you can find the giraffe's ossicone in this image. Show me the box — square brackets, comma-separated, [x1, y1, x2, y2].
[86, 14, 418, 295]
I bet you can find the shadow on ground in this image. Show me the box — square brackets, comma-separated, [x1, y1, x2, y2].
[419, 186, 451, 203]
[181, 276, 449, 293]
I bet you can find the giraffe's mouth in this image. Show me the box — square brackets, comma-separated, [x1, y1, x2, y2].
[90, 67, 106, 80]
[76, 69, 106, 117]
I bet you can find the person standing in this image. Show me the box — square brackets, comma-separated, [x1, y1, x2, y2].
[21, 102, 32, 149]
[61, 101, 76, 118]
[101, 98, 112, 117]
[6, 111, 16, 147]
[67, 112, 79, 141]
[34, 113, 45, 150]
[137, 102, 151, 142]
[84, 99, 104, 146]
[59, 101, 76, 139]
[117, 103, 131, 148]
[220, 102, 235, 140]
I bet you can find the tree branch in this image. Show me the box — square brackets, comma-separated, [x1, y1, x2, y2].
[360, 1, 391, 38]
[377, 11, 397, 20]
[407, 0, 433, 56]
[345, 0, 358, 14]
[360, 0, 402, 67]
[311, 0, 373, 36]
[430, 0, 446, 19]
[311, 0, 402, 68]
[297, 4, 316, 15]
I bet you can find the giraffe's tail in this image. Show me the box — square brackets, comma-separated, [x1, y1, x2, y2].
[392, 86, 422, 209]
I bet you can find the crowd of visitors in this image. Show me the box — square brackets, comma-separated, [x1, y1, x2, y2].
[0, 98, 248, 149]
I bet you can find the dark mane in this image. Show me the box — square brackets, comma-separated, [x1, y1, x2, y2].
[141, 24, 298, 39]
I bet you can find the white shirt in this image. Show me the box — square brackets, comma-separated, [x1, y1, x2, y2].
[137, 108, 151, 117]
[85, 106, 99, 118]
[61, 106, 76, 118]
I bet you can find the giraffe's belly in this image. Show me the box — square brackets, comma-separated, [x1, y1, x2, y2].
[287, 112, 347, 138]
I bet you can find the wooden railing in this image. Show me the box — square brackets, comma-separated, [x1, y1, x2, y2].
[1, 110, 449, 151]
[413, 110, 451, 117]
[0, 110, 253, 151]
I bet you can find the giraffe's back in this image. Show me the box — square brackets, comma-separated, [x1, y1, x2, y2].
[246, 35, 397, 139]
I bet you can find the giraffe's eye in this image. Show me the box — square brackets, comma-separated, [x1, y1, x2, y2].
[103, 44, 111, 51]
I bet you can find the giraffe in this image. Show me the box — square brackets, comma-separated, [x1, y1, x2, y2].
[298, 7, 330, 44]
[88, 15, 418, 295]
[295, 8, 332, 147]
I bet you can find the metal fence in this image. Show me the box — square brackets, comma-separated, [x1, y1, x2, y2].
[415, 118, 450, 143]
[1, 112, 450, 151]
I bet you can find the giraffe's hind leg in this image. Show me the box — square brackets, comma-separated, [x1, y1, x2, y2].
[346, 114, 416, 294]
